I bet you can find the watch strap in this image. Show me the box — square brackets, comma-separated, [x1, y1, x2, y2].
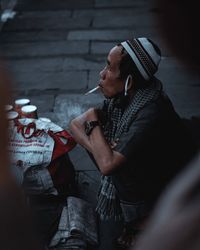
[85, 120, 100, 136]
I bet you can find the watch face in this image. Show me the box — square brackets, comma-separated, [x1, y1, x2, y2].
[84, 121, 99, 136]
[85, 121, 92, 136]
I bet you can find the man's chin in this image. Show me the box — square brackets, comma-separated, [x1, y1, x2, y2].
[100, 89, 118, 99]
[105, 95, 117, 100]
[102, 92, 113, 99]
[105, 92, 124, 99]
[100, 89, 110, 99]
[105, 95, 112, 99]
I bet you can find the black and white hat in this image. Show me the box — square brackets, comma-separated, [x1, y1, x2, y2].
[121, 38, 161, 80]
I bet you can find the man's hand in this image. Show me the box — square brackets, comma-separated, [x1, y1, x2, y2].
[69, 107, 126, 175]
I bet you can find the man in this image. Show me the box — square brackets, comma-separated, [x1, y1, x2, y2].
[70, 37, 197, 249]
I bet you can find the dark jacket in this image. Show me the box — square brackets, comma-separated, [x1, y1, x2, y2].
[112, 93, 197, 207]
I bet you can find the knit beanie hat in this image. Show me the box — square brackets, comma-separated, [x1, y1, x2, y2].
[121, 38, 161, 80]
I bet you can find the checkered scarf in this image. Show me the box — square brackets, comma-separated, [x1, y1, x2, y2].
[96, 78, 162, 220]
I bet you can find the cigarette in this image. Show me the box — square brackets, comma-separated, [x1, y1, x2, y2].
[84, 86, 100, 95]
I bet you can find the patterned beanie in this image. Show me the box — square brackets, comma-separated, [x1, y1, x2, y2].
[121, 38, 161, 80]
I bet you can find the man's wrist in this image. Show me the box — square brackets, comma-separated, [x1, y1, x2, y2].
[84, 120, 100, 136]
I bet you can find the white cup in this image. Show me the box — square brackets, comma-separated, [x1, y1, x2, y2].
[7, 111, 19, 121]
[21, 105, 38, 119]
[14, 98, 30, 116]
[5, 104, 13, 112]
[39, 117, 51, 123]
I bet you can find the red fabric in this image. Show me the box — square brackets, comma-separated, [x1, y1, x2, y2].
[48, 130, 76, 161]
[47, 154, 75, 194]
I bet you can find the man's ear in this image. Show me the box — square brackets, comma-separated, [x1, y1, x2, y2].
[124, 75, 133, 96]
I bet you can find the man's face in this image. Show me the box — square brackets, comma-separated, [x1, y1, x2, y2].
[99, 46, 125, 98]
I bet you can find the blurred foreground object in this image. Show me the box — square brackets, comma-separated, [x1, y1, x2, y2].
[154, 0, 200, 69]
[0, 62, 41, 250]
[135, 154, 200, 250]
[133, 1, 200, 250]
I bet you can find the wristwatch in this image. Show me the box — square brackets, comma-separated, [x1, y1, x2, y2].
[84, 120, 100, 136]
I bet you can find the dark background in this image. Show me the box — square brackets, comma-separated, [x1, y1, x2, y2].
[0, 1, 200, 249]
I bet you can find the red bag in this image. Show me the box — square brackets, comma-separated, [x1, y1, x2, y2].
[9, 118, 76, 196]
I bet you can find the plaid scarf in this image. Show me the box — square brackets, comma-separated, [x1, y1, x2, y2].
[96, 78, 162, 220]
